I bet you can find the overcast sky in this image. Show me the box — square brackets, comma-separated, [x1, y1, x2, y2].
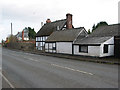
[0, 0, 119, 41]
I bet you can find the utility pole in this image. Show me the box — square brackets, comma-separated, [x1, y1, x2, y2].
[11, 23, 12, 36]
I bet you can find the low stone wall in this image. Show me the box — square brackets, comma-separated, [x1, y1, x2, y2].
[7, 42, 35, 51]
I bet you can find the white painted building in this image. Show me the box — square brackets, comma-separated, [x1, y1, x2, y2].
[73, 24, 120, 57]
[45, 27, 88, 54]
[73, 36, 114, 57]
[16, 28, 29, 41]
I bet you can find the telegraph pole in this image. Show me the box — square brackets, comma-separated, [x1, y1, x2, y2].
[11, 23, 12, 36]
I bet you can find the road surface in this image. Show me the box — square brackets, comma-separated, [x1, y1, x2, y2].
[2, 48, 118, 88]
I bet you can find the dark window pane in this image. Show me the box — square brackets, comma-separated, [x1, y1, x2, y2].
[104, 45, 108, 53]
[79, 45, 88, 53]
[52, 47, 56, 50]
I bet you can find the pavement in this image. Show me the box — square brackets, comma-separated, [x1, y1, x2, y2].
[2, 48, 119, 88]
[7, 48, 120, 65]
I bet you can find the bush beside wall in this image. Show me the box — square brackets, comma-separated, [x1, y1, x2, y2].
[7, 42, 35, 51]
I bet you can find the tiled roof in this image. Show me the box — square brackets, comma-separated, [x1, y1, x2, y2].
[74, 24, 120, 45]
[89, 24, 120, 37]
[36, 19, 67, 37]
[46, 27, 87, 42]
[74, 36, 112, 45]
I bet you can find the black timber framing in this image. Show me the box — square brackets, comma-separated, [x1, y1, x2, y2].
[36, 36, 48, 51]
[72, 44, 74, 55]
[73, 44, 101, 46]
[47, 42, 56, 53]
[114, 36, 120, 58]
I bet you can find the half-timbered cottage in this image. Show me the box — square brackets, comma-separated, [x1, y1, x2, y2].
[36, 13, 73, 50]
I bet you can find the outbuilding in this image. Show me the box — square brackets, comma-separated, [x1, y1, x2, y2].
[73, 24, 120, 57]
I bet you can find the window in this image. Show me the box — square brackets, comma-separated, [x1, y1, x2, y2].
[79, 45, 88, 53]
[40, 42, 42, 46]
[53, 43, 55, 47]
[36, 37, 38, 41]
[43, 37, 45, 41]
[40, 37, 42, 41]
[46, 36, 48, 39]
[43, 42, 45, 46]
[36, 42, 38, 46]
[104, 45, 108, 53]
[57, 26, 60, 30]
[39, 37, 41, 41]
[52, 47, 56, 50]
[37, 37, 40, 41]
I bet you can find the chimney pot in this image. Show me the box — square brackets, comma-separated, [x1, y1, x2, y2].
[46, 19, 51, 23]
[22, 30, 24, 40]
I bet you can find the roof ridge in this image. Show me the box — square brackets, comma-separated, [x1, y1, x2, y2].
[108, 23, 120, 26]
[50, 19, 66, 23]
[43, 19, 66, 25]
[55, 28, 84, 32]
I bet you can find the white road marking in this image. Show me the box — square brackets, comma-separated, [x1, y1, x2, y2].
[10, 53, 19, 57]
[0, 69, 15, 88]
[34, 60, 38, 61]
[28, 58, 34, 61]
[23, 57, 39, 62]
[51, 64, 94, 75]
[28, 58, 38, 62]
[9, 53, 94, 75]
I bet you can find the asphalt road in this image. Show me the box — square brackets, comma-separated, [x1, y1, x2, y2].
[2, 48, 118, 88]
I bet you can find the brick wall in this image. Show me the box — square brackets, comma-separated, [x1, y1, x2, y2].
[7, 42, 35, 51]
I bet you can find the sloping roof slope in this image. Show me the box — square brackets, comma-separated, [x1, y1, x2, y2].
[89, 24, 120, 37]
[74, 36, 112, 45]
[36, 19, 66, 37]
[46, 27, 87, 42]
[74, 24, 120, 45]
[16, 29, 29, 38]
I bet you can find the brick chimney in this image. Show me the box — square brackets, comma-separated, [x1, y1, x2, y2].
[22, 30, 24, 40]
[66, 13, 72, 29]
[46, 19, 51, 23]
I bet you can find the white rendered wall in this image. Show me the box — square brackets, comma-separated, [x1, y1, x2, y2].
[56, 42, 72, 54]
[74, 37, 114, 57]
[88, 46, 100, 56]
[48, 43, 53, 53]
[74, 45, 100, 57]
[45, 43, 48, 52]
[100, 37, 114, 57]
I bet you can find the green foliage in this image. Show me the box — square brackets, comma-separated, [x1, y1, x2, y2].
[88, 29, 91, 34]
[24, 27, 36, 39]
[92, 24, 96, 32]
[1, 39, 4, 44]
[92, 21, 108, 32]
